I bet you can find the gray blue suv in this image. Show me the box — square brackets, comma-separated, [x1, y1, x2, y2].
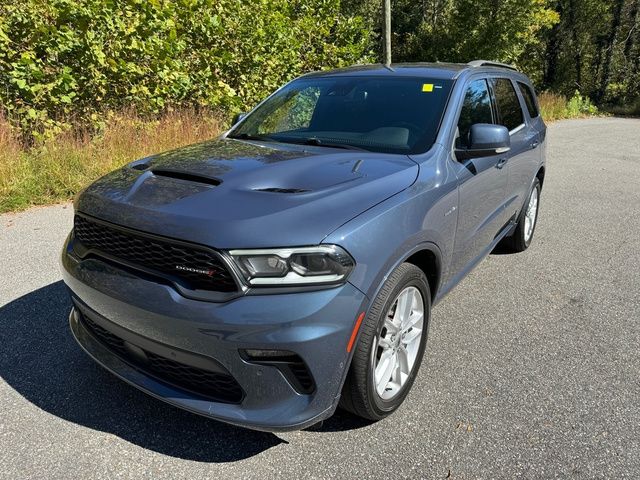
[61, 61, 546, 431]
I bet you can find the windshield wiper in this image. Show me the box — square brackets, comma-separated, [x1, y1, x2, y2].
[301, 137, 368, 151]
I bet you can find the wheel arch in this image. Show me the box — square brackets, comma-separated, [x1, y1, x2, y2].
[404, 247, 440, 303]
[536, 165, 545, 187]
[367, 241, 443, 308]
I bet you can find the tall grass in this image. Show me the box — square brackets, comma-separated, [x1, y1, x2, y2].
[0, 111, 223, 213]
[538, 91, 599, 122]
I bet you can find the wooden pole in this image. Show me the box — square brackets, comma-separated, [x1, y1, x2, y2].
[383, 0, 391, 65]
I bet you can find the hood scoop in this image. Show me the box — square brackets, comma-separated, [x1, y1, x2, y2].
[254, 187, 310, 194]
[152, 169, 222, 187]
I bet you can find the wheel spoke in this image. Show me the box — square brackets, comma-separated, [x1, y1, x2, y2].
[384, 315, 400, 334]
[375, 350, 397, 396]
[402, 327, 422, 346]
[403, 310, 423, 331]
[394, 289, 414, 327]
[397, 346, 410, 375]
[377, 335, 393, 349]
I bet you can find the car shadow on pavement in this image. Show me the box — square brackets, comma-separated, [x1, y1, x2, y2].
[0, 281, 289, 462]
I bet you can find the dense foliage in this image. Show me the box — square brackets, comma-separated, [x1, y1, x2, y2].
[0, 0, 371, 139]
[1, 0, 638, 142]
[347, 0, 639, 111]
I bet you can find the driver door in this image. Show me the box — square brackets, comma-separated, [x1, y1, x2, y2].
[449, 78, 510, 277]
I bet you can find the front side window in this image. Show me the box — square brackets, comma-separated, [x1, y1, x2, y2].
[517, 81, 539, 118]
[258, 86, 321, 134]
[230, 76, 454, 154]
[456, 79, 493, 148]
[491, 78, 525, 131]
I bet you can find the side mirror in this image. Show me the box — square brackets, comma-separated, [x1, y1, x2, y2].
[232, 112, 247, 125]
[456, 123, 510, 160]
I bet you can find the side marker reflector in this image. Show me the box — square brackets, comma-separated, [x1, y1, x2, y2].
[347, 312, 366, 353]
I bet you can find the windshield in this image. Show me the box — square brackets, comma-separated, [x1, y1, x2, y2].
[229, 76, 453, 154]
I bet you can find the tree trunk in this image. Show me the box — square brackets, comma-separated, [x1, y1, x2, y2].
[597, 0, 625, 102]
[623, 0, 639, 63]
[544, 24, 561, 88]
[568, 0, 582, 88]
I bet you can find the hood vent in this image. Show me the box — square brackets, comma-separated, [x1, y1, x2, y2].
[254, 187, 310, 194]
[152, 169, 222, 187]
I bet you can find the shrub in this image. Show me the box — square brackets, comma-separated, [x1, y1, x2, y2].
[566, 91, 598, 116]
[538, 91, 599, 122]
[0, 0, 372, 141]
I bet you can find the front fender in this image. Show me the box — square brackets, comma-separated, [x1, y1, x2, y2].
[323, 152, 458, 304]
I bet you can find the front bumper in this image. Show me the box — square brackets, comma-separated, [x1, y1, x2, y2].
[61, 240, 368, 432]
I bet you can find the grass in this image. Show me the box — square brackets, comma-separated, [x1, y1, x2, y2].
[538, 91, 599, 122]
[0, 93, 605, 214]
[0, 110, 223, 213]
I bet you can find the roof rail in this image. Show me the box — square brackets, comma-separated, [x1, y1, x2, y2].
[467, 60, 518, 71]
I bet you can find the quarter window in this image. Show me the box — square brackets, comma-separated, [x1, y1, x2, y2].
[456, 79, 493, 148]
[517, 81, 539, 118]
[491, 78, 524, 131]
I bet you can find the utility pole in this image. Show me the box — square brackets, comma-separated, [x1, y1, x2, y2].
[383, 0, 391, 65]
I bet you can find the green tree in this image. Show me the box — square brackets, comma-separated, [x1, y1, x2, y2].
[0, 0, 373, 140]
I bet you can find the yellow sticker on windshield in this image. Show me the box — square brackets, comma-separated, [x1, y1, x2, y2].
[422, 83, 434, 92]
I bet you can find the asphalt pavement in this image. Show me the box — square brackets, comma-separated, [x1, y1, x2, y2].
[1, 117, 639, 479]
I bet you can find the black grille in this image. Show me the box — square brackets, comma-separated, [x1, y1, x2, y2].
[288, 362, 315, 393]
[73, 215, 237, 293]
[242, 350, 315, 394]
[82, 315, 244, 404]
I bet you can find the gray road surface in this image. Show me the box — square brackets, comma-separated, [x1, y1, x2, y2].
[1, 117, 639, 479]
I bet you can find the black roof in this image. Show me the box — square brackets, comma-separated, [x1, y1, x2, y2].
[302, 61, 520, 80]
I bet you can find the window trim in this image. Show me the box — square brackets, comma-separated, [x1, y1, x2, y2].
[452, 77, 496, 151]
[488, 77, 526, 135]
[516, 81, 540, 119]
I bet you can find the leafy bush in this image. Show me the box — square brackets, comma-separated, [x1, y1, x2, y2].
[566, 91, 599, 116]
[538, 91, 599, 122]
[0, 0, 372, 141]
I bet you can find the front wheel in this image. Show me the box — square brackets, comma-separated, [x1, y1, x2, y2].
[339, 263, 430, 420]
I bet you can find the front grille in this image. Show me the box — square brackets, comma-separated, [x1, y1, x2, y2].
[73, 215, 237, 293]
[82, 315, 244, 404]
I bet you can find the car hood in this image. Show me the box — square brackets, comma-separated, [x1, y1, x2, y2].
[76, 138, 419, 248]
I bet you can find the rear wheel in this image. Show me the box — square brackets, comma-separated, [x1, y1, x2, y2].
[340, 263, 430, 420]
[504, 178, 541, 252]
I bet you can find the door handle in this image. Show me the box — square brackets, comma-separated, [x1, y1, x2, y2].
[496, 157, 508, 169]
[530, 141, 539, 149]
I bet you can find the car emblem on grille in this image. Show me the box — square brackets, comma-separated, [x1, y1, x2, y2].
[175, 265, 216, 277]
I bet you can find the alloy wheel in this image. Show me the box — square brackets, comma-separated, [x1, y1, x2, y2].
[371, 286, 424, 401]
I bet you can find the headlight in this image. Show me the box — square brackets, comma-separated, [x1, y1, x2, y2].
[228, 245, 355, 286]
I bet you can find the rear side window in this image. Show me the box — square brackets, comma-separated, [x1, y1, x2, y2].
[456, 79, 493, 148]
[491, 78, 524, 131]
[517, 82, 539, 118]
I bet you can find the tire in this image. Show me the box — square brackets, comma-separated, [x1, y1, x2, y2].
[339, 263, 430, 420]
[504, 178, 541, 252]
